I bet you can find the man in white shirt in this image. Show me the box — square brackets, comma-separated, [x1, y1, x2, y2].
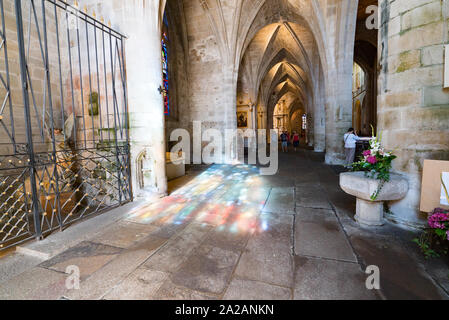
[344, 128, 360, 167]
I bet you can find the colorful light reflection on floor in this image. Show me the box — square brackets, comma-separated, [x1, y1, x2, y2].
[129, 165, 271, 235]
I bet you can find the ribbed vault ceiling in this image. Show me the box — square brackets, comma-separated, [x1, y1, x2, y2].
[237, 20, 319, 126]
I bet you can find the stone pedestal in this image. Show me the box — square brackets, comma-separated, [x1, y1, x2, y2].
[340, 172, 409, 227]
[356, 199, 384, 226]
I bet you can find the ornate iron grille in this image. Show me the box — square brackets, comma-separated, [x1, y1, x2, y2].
[0, 0, 131, 250]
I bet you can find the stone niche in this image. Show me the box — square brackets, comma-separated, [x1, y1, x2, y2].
[166, 152, 186, 181]
[136, 148, 156, 192]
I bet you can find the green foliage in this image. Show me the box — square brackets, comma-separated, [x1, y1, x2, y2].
[352, 155, 397, 181]
[413, 208, 449, 259]
[413, 237, 441, 259]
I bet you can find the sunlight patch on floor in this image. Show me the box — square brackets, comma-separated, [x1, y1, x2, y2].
[128, 165, 271, 234]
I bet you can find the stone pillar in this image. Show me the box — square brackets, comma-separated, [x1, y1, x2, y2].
[313, 70, 326, 152]
[128, 1, 167, 197]
[77, 1, 168, 197]
[324, 67, 354, 164]
[378, 0, 449, 227]
[94, 0, 167, 198]
[324, 1, 359, 164]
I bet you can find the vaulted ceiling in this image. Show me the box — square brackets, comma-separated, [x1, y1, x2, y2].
[237, 20, 319, 125]
[163, 0, 360, 137]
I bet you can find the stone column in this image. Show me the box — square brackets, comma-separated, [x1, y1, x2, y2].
[96, 0, 168, 198]
[323, 1, 359, 164]
[324, 67, 354, 164]
[129, 1, 167, 197]
[378, 0, 449, 227]
[313, 69, 326, 152]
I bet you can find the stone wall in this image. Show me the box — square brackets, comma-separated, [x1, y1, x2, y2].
[0, 0, 69, 153]
[164, 0, 189, 151]
[84, 0, 168, 196]
[378, 0, 449, 227]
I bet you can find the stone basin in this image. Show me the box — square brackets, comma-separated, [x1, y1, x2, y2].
[340, 172, 409, 227]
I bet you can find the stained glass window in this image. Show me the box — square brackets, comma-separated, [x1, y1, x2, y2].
[162, 13, 170, 116]
[302, 114, 307, 130]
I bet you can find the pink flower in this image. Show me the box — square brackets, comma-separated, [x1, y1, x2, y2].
[363, 150, 371, 157]
[428, 209, 449, 230]
[367, 156, 377, 164]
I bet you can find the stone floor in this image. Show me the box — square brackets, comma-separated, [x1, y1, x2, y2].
[0, 150, 448, 300]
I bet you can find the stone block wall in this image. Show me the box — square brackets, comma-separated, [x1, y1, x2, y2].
[0, 0, 68, 151]
[379, 0, 449, 227]
[0, 0, 128, 154]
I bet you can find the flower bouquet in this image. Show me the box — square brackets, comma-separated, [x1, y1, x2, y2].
[351, 130, 397, 201]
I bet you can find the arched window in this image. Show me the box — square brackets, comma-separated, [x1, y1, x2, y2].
[352, 62, 366, 94]
[162, 13, 170, 116]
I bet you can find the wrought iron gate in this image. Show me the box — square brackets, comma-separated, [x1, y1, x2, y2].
[0, 0, 131, 250]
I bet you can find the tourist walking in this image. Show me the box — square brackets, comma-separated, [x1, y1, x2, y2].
[280, 131, 289, 153]
[344, 128, 360, 167]
[292, 131, 300, 151]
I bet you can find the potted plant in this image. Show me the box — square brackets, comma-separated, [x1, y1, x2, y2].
[88, 92, 99, 116]
[340, 128, 408, 227]
[414, 177, 449, 258]
[350, 130, 397, 201]
[414, 208, 449, 258]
